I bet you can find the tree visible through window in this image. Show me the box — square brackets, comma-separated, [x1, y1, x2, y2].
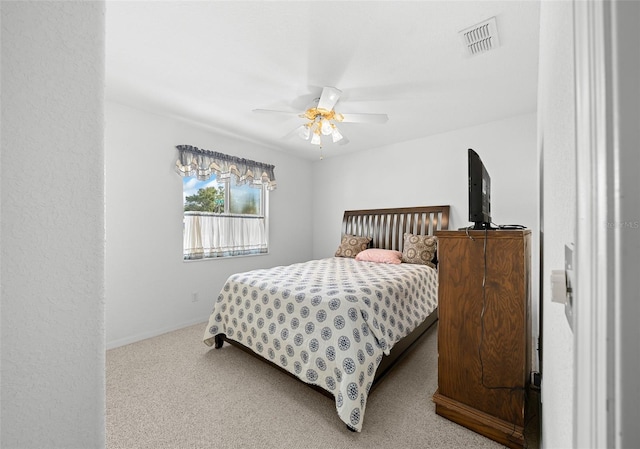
[183, 175, 263, 216]
[175, 145, 276, 260]
[182, 174, 268, 259]
[184, 185, 225, 213]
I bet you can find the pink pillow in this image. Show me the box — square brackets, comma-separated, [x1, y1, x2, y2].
[355, 248, 403, 264]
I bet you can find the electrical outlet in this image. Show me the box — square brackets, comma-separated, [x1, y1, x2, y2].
[191, 292, 199, 303]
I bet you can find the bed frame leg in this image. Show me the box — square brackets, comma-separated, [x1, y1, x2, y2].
[214, 335, 224, 349]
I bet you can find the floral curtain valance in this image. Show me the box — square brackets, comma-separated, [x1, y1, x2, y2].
[175, 145, 276, 190]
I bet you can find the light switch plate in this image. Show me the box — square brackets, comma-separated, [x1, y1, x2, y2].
[551, 270, 567, 304]
[565, 243, 574, 330]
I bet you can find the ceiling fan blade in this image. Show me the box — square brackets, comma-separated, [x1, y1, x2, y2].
[337, 136, 350, 146]
[282, 124, 309, 140]
[252, 108, 302, 117]
[338, 113, 389, 124]
[316, 86, 342, 111]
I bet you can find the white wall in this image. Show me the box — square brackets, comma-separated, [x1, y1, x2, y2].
[1, 2, 105, 448]
[311, 113, 538, 256]
[537, 2, 575, 448]
[105, 101, 313, 348]
[311, 112, 540, 371]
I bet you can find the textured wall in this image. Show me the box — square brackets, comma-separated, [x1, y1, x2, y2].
[537, 2, 575, 448]
[1, 2, 105, 448]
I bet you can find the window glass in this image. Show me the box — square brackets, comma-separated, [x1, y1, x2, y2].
[230, 178, 261, 215]
[182, 174, 268, 260]
[183, 175, 225, 213]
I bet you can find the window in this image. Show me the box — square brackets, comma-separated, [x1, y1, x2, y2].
[175, 146, 276, 260]
[229, 176, 262, 215]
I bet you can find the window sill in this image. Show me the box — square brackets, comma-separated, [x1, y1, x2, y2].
[182, 251, 270, 263]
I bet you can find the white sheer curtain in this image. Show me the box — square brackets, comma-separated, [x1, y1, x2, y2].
[176, 145, 275, 260]
[184, 213, 267, 259]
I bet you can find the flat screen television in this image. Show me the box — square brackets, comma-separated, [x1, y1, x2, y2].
[468, 148, 492, 229]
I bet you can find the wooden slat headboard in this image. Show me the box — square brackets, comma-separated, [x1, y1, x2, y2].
[341, 205, 450, 252]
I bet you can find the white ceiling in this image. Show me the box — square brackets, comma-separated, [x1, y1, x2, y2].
[106, 1, 540, 161]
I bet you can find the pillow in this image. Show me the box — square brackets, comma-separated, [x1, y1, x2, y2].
[355, 248, 403, 264]
[334, 235, 372, 258]
[401, 233, 438, 267]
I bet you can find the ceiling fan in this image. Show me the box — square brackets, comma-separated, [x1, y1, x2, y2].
[253, 86, 389, 150]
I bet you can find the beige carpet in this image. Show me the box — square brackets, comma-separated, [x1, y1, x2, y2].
[107, 322, 539, 449]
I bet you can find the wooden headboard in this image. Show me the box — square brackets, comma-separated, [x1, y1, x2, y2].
[341, 205, 450, 252]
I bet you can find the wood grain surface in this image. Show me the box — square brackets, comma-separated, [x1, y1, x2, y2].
[434, 230, 531, 448]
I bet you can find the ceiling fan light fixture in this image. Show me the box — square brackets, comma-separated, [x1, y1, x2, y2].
[320, 119, 333, 136]
[255, 86, 388, 152]
[331, 125, 343, 143]
[298, 124, 311, 140]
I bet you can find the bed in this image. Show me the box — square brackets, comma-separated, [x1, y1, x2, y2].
[203, 205, 450, 431]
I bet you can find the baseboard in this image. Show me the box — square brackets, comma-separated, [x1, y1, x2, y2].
[106, 316, 209, 350]
[433, 390, 525, 449]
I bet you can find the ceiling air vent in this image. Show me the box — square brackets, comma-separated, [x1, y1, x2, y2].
[459, 16, 499, 57]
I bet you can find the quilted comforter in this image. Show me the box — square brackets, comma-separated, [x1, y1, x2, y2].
[203, 257, 438, 431]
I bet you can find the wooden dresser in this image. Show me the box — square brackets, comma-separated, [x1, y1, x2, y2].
[432, 230, 531, 449]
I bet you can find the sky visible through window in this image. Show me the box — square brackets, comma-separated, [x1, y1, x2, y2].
[183, 175, 261, 215]
[182, 176, 219, 203]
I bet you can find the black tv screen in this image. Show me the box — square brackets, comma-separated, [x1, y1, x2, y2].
[468, 149, 491, 229]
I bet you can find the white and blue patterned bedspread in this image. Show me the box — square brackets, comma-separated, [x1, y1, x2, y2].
[203, 257, 438, 431]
